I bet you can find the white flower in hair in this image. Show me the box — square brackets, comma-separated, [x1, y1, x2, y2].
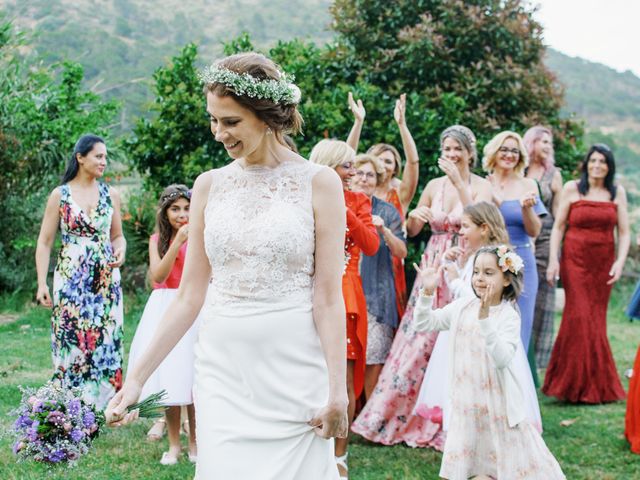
[199, 64, 301, 105]
[498, 250, 524, 275]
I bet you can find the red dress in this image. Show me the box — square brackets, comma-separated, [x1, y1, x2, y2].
[343, 190, 379, 397]
[385, 188, 407, 319]
[542, 200, 625, 403]
[626, 345, 640, 453]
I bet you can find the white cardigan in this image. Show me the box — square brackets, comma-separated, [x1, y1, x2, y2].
[414, 295, 527, 428]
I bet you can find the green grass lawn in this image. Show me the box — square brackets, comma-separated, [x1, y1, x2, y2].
[1, 283, 639, 479]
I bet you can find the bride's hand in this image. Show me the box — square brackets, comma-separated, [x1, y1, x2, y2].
[104, 379, 142, 426]
[308, 399, 349, 439]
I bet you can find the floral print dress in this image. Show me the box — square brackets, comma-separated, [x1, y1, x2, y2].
[51, 183, 123, 410]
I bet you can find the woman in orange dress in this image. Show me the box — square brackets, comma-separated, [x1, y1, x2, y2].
[346, 92, 420, 319]
[311, 139, 379, 479]
[626, 344, 640, 453]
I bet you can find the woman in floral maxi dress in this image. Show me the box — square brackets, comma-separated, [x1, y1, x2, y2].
[36, 135, 125, 410]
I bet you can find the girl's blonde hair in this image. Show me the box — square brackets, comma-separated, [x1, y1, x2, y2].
[309, 139, 355, 169]
[482, 130, 529, 175]
[462, 202, 510, 245]
[367, 143, 402, 177]
[355, 153, 385, 185]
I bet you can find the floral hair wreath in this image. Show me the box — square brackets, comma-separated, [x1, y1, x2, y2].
[199, 64, 302, 105]
[161, 189, 191, 203]
[495, 245, 524, 275]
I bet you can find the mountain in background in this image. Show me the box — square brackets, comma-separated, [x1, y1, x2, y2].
[2, 0, 638, 199]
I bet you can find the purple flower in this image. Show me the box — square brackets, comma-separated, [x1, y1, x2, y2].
[67, 399, 81, 416]
[12, 441, 24, 455]
[14, 414, 33, 429]
[47, 411, 65, 426]
[47, 449, 66, 463]
[70, 429, 84, 442]
[82, 411, 96, 428]
[26, 427, 39, 442]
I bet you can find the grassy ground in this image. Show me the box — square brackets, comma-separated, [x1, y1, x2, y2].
[0, 283, 639, 479]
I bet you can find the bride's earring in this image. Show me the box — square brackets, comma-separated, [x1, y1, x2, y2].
[266, 127, 273, 136]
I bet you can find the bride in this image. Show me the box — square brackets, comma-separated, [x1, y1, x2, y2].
[106, 52, 348, 479]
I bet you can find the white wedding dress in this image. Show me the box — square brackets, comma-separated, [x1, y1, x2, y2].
[194, 159, 339, 479]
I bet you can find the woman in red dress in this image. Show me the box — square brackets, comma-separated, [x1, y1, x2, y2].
[544, 144, 630, 403]
[310, 139, 379, 478]
[346, 92, 420, 319]
[626, 345, 640, 453]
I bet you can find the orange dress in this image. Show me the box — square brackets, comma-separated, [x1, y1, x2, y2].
[626, 345, 640, 453]
[344, 190, 379, 397]
[385, 188, 407, 319]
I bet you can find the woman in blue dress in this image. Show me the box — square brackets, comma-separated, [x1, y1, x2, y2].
[483, 131, 547, 356]
[627, 233, 640, 320]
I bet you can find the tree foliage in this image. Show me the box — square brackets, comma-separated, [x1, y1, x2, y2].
[0, 16, 118, 291]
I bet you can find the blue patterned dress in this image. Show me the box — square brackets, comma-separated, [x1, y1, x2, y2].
[51, 183, 123, 410]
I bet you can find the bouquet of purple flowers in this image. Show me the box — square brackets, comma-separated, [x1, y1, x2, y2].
[11, 382, 166, 464]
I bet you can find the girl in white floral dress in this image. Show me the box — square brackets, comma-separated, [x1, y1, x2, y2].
[413, 246, 564, 480]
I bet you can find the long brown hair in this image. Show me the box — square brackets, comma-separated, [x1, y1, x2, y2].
[156, 184, 191, 257]
[462, 202, 509, 245]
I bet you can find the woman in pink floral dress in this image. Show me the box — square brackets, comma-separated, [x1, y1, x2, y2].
[352, 126, 491, 448]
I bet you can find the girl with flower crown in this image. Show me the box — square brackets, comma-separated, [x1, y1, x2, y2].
[127, 184, 199, 465]
[413, 246, 565, 480]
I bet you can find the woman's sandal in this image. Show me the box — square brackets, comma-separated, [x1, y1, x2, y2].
[159, 451, 179, 466]
[146, 418, 166, 441]
[335, 453, 348, 479]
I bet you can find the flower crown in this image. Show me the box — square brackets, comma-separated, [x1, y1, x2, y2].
[495, 245, 524, 275]
[199, 64, 301, 105]
[161, 189, 191, 203]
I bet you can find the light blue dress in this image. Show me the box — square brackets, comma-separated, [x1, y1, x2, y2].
[499, 199, 548, 351]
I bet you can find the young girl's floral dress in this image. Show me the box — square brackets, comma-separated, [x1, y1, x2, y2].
[51, 183, 123, 410]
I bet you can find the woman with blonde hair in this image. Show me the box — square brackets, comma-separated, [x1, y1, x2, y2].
[310, 139, 379, 478]
[353, 125, 491, 450]
[484, 131, 547, 357]
[523, 126, 563, 369]
[351, 154, 407, 399]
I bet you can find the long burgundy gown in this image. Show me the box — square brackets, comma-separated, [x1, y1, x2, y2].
[542, 200, 625, 403]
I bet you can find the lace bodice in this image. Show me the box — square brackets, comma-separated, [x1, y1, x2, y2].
[204, 160, 324, 303]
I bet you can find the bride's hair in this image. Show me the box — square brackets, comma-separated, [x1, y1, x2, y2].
[203, 52, 303, 135]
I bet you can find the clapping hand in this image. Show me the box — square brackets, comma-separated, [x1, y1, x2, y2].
[478, 283, 494, 320]
[348, 92, 365, 123]
[371, 215, 385, 232]
[308, 399, 349, 439]
[413, 253, 441, 296]
[394, 93, 406, 126]
[408, 205, 434, 224]
[520, 192, 538, 209]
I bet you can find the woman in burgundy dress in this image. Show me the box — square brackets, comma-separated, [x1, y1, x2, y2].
[543, 144, 630, 403]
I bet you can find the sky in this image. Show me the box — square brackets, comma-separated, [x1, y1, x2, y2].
[530, 0, 639, 77]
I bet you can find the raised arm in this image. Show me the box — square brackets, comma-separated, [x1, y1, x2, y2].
[348, 194, 379, 256]
[35, 188, 62, 307]
[309, 167, 349, 438]
[394, 94, 420, 212]
[413, 295, 458, 332]
[346, 92, 365, 153]
[148, 226, 188, 284]
[106, 172, 213, 423]
[109, 187, 127, 268]
[520, 179, 543, 238]
[609, 185, 630, 285]
[546, 180, 575, 285]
